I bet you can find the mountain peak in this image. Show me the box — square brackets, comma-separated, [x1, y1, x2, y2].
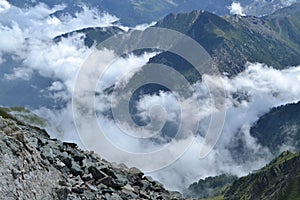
[152, 6, 300, 77]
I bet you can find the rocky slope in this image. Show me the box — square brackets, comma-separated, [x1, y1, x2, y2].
[0, 110, 182, 199]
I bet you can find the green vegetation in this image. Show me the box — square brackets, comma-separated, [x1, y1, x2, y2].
[224, 151, 300, 200]
[187, 151, 300, 200]
[205, 196, 224, 200]
[0, 107, 25, 126]
[251, 101, 300, 154]
[184, 174, 237, 199]
[153, 5, 300, 78]
[0, 107, 46, 128]
[280, 169, 300, 200]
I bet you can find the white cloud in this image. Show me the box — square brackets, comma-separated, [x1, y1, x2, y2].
[4, 67, 33, 80]
[0, 0, 10, 13]
[0, 53, 4, 64]
[97, 52, 159, 91]
[0, 22, 24, 53]
[64, 60, 300, 191]
[48, 81, 65, 91]
[228, 2, 246, 16]
[0, 2, 121, 92]
[136, 91, 180, 123]
[0, 1, 125, 143]
[142, 63, 300, 190]
[281, 0, 297, 6]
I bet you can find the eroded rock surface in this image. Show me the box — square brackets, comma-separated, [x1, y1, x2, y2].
[0, 115, 182, 200]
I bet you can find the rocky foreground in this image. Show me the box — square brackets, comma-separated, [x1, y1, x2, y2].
[0, 112, 182, 200]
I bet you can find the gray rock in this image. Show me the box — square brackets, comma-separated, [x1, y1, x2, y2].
[82, 174, 93, 182]
[55, 187, 71, 200]
[86, 183, 99, 192]
[129, 167, 144, 178]
[70, 161, 84, 176]
[72, 186, 84, 194]
[110, 193, 123, 200]
[140, 190, 150, 199]
[0, 113, 183, 200]
[88, 166, 106, 180]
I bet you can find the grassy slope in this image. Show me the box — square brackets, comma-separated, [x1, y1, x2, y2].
[0, 107, 46, 128]
[153, 4, 300, 79]
[224, 151, 300, 200]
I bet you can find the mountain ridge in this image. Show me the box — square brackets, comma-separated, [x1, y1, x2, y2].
[7, 0, 300, 26]
[55, 4, 300, 80]
[152, 5, 300, 77]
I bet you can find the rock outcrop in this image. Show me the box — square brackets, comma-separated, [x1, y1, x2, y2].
[0, 112, 182, 199]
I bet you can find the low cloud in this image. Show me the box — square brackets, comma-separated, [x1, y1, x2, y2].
[228, 2, 245, 16]
[4, 67, 33, 80]
[70, 61, 300, 190]
[0, 0, 10, 13]
[281, 0, 298, 6]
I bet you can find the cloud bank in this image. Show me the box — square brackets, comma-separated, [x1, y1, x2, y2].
[97, 62, 300, 190]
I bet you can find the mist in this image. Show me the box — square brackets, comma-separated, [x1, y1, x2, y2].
[96, 63, 300, 190]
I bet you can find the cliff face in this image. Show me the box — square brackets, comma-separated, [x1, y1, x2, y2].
[0, 112, 181, 200]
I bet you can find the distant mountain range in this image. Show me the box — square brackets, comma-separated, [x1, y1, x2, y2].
[152, 4, 300, 77]
[62, 3, 300, 78]
[7, 0, 300, 26]
[3, 1, 300, 109]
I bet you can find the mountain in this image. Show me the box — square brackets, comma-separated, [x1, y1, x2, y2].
[0, 108, 182, 199]
[53, 26, 124, 48]
[186, 151, 300, 200]
[184, 174, 237, 199]
[224, 151, 300, 200]
[243, 0, 300, 16]
[6, 0, 232, 26]
[152, 4, 300, 78]
[7, 0, 300, 26]
[5, 0, 232, 26]
[251, 101, 300, 155]
[264, 2, 300, 50]
[54, 3, 300, 81]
